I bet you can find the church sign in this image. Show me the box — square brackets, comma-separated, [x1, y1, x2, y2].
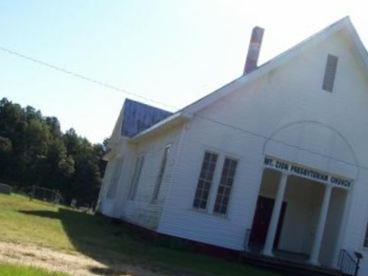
[264, 156, 352, 189]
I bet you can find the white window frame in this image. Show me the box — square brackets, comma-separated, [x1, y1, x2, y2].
[106, 157, 123, 199]
[213, 156, 238, 215]
[152, 144, 171, 202]
[192, 151, 218, 210]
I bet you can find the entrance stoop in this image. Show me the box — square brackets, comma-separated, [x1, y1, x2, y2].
[240, 251, 341, 276]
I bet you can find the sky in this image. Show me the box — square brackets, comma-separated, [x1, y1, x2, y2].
[0, 0, 366, 143]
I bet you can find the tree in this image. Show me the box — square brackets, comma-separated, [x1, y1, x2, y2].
[0, 136, 13, 181]
[0, 97, 106, 206]
[0, 136, 12, 153]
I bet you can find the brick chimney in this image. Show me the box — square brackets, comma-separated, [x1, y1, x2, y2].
[244, 26, 264, 74]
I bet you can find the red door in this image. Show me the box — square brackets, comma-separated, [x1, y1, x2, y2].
[249, 196, 287, 250]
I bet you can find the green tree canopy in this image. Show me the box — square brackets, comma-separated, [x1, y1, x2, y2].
[0, 97, 107, 206]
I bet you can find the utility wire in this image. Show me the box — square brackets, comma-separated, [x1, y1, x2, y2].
[0, 46, 177, 110]
[0, 45, 365, 171]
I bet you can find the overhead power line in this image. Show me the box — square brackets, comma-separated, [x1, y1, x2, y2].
[0, 45, 364, 171]
[0, 46, 177, 110]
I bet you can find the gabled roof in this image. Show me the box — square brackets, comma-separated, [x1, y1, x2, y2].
[181, 17, 368, 115]
[121, 99, 172, 138]
[130, 16, 368, 140]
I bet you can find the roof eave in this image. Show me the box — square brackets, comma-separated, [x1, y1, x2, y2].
[343, 20, 368, 73]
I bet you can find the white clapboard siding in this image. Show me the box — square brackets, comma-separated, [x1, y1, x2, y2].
[99, 18, 368, 275]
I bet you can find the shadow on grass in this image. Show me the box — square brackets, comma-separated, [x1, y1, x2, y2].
[18, 209, 158, 275]
[18, 209, 279, 276]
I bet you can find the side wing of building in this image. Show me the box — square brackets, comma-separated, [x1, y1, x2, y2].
[97, 100, 185, 230]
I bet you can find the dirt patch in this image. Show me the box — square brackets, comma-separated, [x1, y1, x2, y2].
[0, 241, 164, 275]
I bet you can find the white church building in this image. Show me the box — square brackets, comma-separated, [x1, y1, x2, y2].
[97, 17, 368, 274]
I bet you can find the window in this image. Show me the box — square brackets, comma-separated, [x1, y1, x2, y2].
[364, 222, 368, 247]
[322, 54, 338, 92]
[106, 158, 123, 199]
[128, 155, 145, 200]
[152, 145, 171, 201]
[193, 151, 218, 210]
[214, 158, 238, 214]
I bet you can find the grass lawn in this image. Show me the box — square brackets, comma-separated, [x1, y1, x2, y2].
[0, 263, 65, 276]
[0, 193, 280, 276]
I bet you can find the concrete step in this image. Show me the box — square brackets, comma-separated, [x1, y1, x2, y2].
[241, 251, 342, 276]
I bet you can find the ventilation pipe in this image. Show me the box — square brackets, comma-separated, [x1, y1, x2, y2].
[244, 26, 264, 74]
